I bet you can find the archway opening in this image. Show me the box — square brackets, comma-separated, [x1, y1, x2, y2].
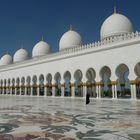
[74, 69, 83, 97]
[54, 72, 61, 96]
[21, 77, 25, 95]
[46, 74, 52, 96]
[26, 76, 31, 95]
[116, 64, 130, 98]
[86, 68, 96, 97]
[39, 74, 44, 96]
[32, 75, 37, 96]
[12, 78, 15, 95]
[100, 66, 112, 98]
[7, 79, 10, 94]
[4, 79, 6, 94]
[16, 77, 20, 95]
[64, 71, 71, 96]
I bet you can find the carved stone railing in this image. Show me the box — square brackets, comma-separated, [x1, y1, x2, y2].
[0, 31, 140, 68]
[57, 31, 140, 54]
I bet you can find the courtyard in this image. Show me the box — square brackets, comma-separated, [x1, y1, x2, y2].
[0, 96, 139, 139]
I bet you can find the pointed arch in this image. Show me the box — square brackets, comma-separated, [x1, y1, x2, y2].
[32, 75, 37, 96]
[54, 72, 61, 96]
[74, 69, 83, 97]
[115, 64, 130, 98]
[21, 77, 25, 95]
[100, 66, 112, 98]
[46, 73, 52, 96]
[39, 74, 45, 96]
[26, 76, 31, 95]
[86, 68, 96, 97]
[64, 71, 71, 97]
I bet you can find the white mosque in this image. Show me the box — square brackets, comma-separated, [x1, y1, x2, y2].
[0, 9, 140, 100]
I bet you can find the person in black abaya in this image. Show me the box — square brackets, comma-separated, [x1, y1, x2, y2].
[86, 92, 90, 104]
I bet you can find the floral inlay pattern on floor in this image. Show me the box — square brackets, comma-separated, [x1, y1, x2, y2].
[0, 96, 140, 140]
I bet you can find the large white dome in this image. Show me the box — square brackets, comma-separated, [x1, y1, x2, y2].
[0, 54, 12, 66]
[59, 29, 82, 51]
[32, 41, 51, 57]
[100, 13, 133, 40]
[13, 48, 29, 63]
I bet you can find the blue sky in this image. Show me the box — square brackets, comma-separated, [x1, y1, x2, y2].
[0, 0, 139, 57]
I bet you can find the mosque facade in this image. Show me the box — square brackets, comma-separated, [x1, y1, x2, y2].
[0, 10, 140, 100]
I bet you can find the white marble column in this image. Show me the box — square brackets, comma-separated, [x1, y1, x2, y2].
[112, 85, 115, 99]
[25, 86, 27, 96]
[37, 83, 40, 97]
[98, 83, 101, 98]
[82, 82, 87, 98]
[44, 79, 47, 97]
[111, 81, 116, 99]
[19, 85, 21, 96]
[44, 84, 47, 97]
[60, 80, 64, 97]
[96, 83, 99, 98]
[10, 84, 12, 95]
[61, 83, 64, 97]
[114, 84, 117, 98]
[30, 84, 33, 96]
[5, 84, 8, 95]
[2, 86, 4, 95]
[14, 86, 17, 96]
[52, 83, 56, 97]
[130, 81, 137, 100]
[130, 84, 134, 99]
[71, 82, 75, 97]
[133, 84, 137, 99]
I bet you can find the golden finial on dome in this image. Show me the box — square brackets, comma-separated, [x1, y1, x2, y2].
[70, 24, 73, 30]
[6, 51, 9, 54]
[113, 6, 117, 14]
[21, 44, 23, 49]
[42, 36, 44, 41]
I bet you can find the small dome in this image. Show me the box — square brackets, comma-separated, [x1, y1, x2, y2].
[13, 48, 29, 62]
[0, 54, 12, 66]
[32, 40, 51, 57]
[59, 29, 82, 51]
[100, 12, 133, 40]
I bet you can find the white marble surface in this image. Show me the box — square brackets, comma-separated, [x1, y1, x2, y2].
[0, 96, 140, 140]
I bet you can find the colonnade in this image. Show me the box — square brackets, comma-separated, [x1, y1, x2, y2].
[0, 63, 140, 100]
[0, 77, 139, 100]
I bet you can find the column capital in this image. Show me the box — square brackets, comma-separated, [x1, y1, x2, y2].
[70, 83, 75, 87]
[96, 82, 104, 86]
[130, 80, 137, 85]
[61, 83, 65, 87]
[82, 82, 86, 86]
[111, 81, 116, 85]
[52, 83, 56, 87]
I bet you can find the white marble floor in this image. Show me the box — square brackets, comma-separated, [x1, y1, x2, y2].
[0, 96, 140, 140]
